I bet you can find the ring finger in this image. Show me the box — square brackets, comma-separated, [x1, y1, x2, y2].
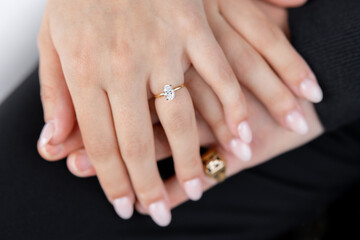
[151, 62, 205, 202]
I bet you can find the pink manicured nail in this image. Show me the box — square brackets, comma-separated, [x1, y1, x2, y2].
[300, 78, 323, 103]
[113, 197, 134, 220]
[285, 110, 309, 135]
[230, 139, 252, 162]
[184, 178, 203, 201]
[149, 200, 171, 227]
[237, 121, 252, 144]
[39, 121, 55, 148]
[71, 152, 92, 172]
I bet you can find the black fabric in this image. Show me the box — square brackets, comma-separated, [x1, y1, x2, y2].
[289, 0, 360, 131]
[1, 72, 360, 240]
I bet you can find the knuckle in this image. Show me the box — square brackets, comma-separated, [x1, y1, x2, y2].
[256, 21, 285, 50]
[86, 138, 116, 160]
[110, 42, 139, 82]
[67, 46, 95, 81]
[176, 9, 207, 33]
[218, 63, 236, 83]
[121, 137, 150, 160]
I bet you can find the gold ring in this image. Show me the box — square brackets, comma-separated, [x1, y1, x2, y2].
[201, 148, 226, 183]
[154, 84, 185, 101]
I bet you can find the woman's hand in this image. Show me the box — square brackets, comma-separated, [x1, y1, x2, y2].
[54, 66, 324, 212]
[160, 0, 323, 209]
[212, 0, 323, 133]
[37, 0, 322, 226]
[42, 0, 321, 162]
[141, 68, 324, 211]
[37, 0, 250, 227]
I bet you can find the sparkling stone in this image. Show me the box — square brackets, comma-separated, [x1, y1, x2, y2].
[206, 159, 225, 174]
[163, 85, 175, 101]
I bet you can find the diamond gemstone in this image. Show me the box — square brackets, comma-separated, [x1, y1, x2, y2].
[163, 85, 175, 101]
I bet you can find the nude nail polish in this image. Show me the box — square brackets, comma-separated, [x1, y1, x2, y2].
[113, 197, 134, 220]
[237, 121, 253, 144]
[39, 121, 55, 148]
[285, 110, 309, 135]
[184, 178, 203, 201]
[300, 78, 323, 103]
[230, 139, 252, 162]
[149, 200, 171, 227]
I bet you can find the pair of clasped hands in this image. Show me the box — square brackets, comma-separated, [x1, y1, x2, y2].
[37, 0, 324, 227]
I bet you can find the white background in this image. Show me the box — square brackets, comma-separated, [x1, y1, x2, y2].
[0, 0, 46, 104]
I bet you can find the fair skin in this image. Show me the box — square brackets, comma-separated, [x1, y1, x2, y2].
[37, 0, 322, 226]
[38, 0, 250, 227]
[140, 70, 324, 212]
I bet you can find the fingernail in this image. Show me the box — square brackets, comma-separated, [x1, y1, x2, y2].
[39, 121, 55, 148]
[149, 200, 171, 227]
[300, 78, 323, 103]
[113, 197, 134, 220]
[230, 139, 252, 162]
[285, 110, 309, 135]
[71, 152, 92, 172]
[237, 121, 252, 144]
[184, 178, 203, 201]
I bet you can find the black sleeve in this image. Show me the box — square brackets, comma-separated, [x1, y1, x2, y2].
[288, 0, 360, 131]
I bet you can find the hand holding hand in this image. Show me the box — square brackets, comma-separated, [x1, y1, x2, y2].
[37, 0, 252, 226]
[37, 0, 324, 227]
